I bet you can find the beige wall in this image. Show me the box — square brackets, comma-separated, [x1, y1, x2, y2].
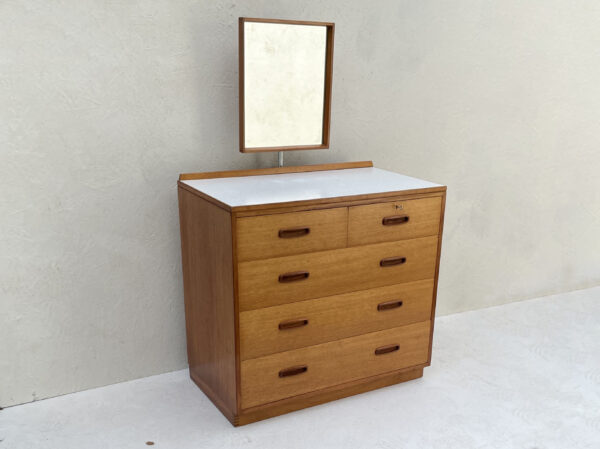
[2, 0, 599, 407]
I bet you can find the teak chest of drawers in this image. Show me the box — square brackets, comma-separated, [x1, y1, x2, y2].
[177, 161, 446, 425]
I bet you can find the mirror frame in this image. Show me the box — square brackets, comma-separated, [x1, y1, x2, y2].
[238, 17, 335, 153]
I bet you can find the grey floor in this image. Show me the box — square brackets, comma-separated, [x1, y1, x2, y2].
[3, 287, 600, 449]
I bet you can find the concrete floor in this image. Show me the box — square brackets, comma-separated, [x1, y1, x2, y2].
[2, 287, 600, 449]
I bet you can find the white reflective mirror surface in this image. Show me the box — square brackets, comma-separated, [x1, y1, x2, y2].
[241, 20, 332, 152]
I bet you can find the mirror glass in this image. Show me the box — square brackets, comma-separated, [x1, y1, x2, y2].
[240, 19, 333, 152]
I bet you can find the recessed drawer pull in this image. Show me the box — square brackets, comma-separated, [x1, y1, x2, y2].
[382, 215, 409, 226]
[377, 300, 403, 311]
[278, 227, 311, 238]
[374, 344, 400, 355]
[278, 318, 309, 330]
[278, 365, 308, 378]
[379, 256, 407, 267]
[278, 271, 310, 283]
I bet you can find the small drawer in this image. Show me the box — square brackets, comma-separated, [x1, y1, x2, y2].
[348, 196, 442, 246]
[240, 279, 434, 360]
[236, 208, 347, 262]
[238, 235, 438, 311]
[240, 320, 431, 408]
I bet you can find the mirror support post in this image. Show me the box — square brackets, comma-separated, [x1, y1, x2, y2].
[278, 151, 284, 167]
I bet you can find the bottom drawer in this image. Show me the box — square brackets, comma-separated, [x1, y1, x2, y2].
[240, 320, 431, 409]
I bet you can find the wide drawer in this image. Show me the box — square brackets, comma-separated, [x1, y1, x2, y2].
[236, 208, 347, 262]
[240, 279, 434, 360]
[238, 235, 438, 311]
[348, 196, 442, 246]
[241, 320, 431, 408]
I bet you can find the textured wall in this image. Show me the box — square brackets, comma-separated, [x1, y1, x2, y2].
[2, 0, 600, 407]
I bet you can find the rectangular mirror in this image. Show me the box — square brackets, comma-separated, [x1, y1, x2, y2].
[239, 18, 334, 153]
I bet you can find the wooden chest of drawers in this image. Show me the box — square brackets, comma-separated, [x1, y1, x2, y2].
[177, 161, 446, 425]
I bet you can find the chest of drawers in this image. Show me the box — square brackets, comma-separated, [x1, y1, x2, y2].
[177, 161, 446, 425]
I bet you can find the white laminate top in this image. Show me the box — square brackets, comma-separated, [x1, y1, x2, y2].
[181, 167, 443, 208]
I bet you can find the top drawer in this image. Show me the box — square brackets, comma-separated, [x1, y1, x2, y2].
[236, 208, 347, 262]
[348, 196, 442, 246]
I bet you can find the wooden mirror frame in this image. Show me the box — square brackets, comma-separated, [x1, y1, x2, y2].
[238, 17, 335, 153]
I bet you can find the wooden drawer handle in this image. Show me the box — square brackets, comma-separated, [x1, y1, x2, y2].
[278, 271, 310, 283]
[279, 365, 308, 378]
[380, 256, 407, 267]
[278, 227, 311, 238]
[375, 344, 400, 355]
[278, 318, 309, 330]
[382, 215, 409, 226]
[377, 300, 403, 311]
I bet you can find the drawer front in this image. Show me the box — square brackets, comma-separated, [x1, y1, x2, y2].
[240, 279, 434, 360]
[236, 208, 347, 262]
[238, 235, 438, 311]
[241, 320, 431, 408]
[348, 196, 442, 246]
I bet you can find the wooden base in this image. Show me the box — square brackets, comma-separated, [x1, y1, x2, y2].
[191, 365, 426, 426]
[179, 162, 444, 427]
